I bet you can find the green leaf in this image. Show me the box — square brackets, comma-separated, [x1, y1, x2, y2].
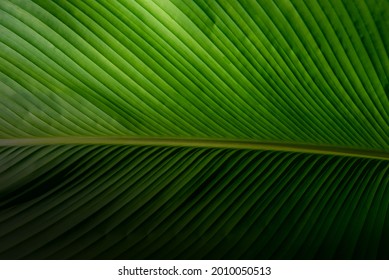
[0, 0, 388, 259]
[0, 145, 388, 259]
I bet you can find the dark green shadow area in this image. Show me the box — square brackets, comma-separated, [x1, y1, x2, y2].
[0, 144, 388, 259]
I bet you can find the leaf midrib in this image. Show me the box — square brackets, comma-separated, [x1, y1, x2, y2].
[1, 136, 388, 161]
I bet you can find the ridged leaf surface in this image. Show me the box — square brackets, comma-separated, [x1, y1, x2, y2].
[0, 0, 388, 259]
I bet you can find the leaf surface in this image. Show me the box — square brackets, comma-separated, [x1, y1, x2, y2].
[0, 0, 388, 259]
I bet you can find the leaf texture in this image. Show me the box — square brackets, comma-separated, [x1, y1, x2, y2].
[0, 145, 388, 259]
[0, 0, 388, 149]
[0, 0, 388, 260]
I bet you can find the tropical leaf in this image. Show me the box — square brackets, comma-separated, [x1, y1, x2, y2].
[0, 0, 388, 259]
[0, 145, 388, 259]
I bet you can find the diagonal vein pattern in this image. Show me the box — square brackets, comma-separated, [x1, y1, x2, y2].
[0, 0, 388, 150]
[0, 0, 388, 260]
[0, 145, 388, 259]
